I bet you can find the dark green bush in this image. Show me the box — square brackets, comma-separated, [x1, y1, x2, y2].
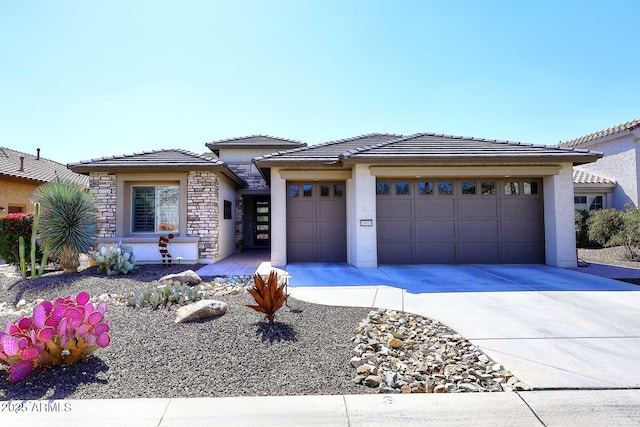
[587, 206, 640, 260]
[574, 209, 591, 248]
[587, 208, 624, 247]
[0, 213, 41, 264]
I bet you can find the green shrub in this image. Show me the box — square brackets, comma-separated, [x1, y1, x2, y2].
[0, 213, 41, 265]
[587, 208, 624, 247]
[588, 206, 640, 261]
[574, 209, 591, 248]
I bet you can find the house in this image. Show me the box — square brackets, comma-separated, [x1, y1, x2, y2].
[0, 146, 89, 214]
[558, 118, 640, 211]
[68, 136, 305, 263]
[70, 132, 600, 267]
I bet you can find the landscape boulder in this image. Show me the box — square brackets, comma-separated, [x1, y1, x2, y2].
[159, 269, 202, 286]
[174, 299, 227, 323]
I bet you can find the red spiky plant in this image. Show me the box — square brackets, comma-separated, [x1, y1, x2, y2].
[246, 271, 288, 323]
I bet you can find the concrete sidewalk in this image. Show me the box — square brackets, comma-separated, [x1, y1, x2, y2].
[2, 390, 640, 426]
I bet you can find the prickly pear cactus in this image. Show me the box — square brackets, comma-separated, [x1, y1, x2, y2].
[93, 241, 137, 275]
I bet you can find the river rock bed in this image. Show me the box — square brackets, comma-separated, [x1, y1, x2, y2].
[351, 309, 529, 393]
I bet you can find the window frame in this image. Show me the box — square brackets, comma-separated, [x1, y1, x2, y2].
[131, 184, 180, 234]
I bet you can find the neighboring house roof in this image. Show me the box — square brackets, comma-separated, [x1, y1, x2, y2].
[206, 135, 306, 151]
[558, 118, 640, 148]
[0, 146, 89, 187]
[253, 133, 404, 164]
[573, 168, 616, 185]
[255, 132, 601, 166]
[68, 149, 246, 187]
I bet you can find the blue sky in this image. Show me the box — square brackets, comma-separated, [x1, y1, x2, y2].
[1, 1, 638, 165]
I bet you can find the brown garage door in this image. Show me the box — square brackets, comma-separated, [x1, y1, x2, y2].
[376, 179, 544, 264]
[287, 182, 347, 262]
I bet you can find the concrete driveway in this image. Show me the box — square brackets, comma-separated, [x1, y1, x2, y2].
[286, 264, 640, 389]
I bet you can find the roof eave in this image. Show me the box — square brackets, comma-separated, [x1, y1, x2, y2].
[574, 183, 616, 191]
[69, 164, 227, 174]
[339, 153, 603, 166]
[206, 143, 306, 150]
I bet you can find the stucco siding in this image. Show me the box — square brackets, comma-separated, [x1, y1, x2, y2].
[543, 164, 577, 267]
[217, 173, 237, 261]
[0, 178, 39, 213]
[576, 136, 638, 209]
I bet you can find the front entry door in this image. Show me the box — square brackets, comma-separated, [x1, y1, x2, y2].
[253, 197, 270, 247]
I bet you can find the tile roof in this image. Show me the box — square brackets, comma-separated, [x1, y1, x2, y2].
[255, 132, 600, 166]
[68, 149, 245, 186]
[573, 168, 616, 185]
[558, 118, 640, 148]
[253, 133, 404, 163]
[0, 146, 89, 187]
[206, 135, 306, 149]
[69, 148, 228, 169]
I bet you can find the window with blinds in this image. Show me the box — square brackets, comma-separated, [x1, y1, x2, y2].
[132, 185, 179, 233]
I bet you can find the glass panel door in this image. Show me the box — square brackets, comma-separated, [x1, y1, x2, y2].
[253, 197, 270, 247]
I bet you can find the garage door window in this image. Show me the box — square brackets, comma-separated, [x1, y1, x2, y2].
[334, 184, 344, 197]
[461, 181, 476, 195]
[523, 181, 539, 195]
[289, 184, 299, 197]
[320, 184, 330, 197]
[376, 181, 391, 195]
[438, 181, 453, 195]
[481, 182, 496, 195]
[504, 181, 519, 195]
[395, 182, 411, 195]
[303, 185, 313, 197]
[418, 181, 434, 195]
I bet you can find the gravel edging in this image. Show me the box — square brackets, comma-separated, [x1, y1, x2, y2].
[578, 246, 640, 269]
[0, 265, 373, 400]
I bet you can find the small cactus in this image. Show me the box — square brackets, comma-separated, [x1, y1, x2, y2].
[93, 241, 137, 276]
[125, 281, 203, 309]
[17, 202, 51, 280]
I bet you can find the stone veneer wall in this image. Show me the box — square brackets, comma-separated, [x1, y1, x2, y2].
[187, 171, 219, 261]
[228, 164, 269, 249]
[89, 172, 117, 238]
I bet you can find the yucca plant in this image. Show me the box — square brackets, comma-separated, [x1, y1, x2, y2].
[247, 271, 288, 324]
[31, 182, 99, 273]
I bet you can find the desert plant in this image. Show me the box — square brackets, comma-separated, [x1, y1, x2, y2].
[31, 182, 99, 273]
[588, 205, 640, 261]
[587, 208, 623, 246]
[125, 281, 202, 309]
[609, 207, 640, 261]
[574, 209, 591, 248]
[0, 212, 39, 265]
[0, 292, 111, 382]
[247, 271, 288, 324]
[93, 242, 137, 276]
[16, 202, 51, 280]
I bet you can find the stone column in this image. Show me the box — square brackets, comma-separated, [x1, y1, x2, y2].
[187, 171, 219, 262]
[89, 172, 116, 238]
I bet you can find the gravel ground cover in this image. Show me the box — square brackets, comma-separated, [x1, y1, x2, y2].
[578, 246, 640, 269]
[0, 265, 373, 400]
[2, 246, 636, 400]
